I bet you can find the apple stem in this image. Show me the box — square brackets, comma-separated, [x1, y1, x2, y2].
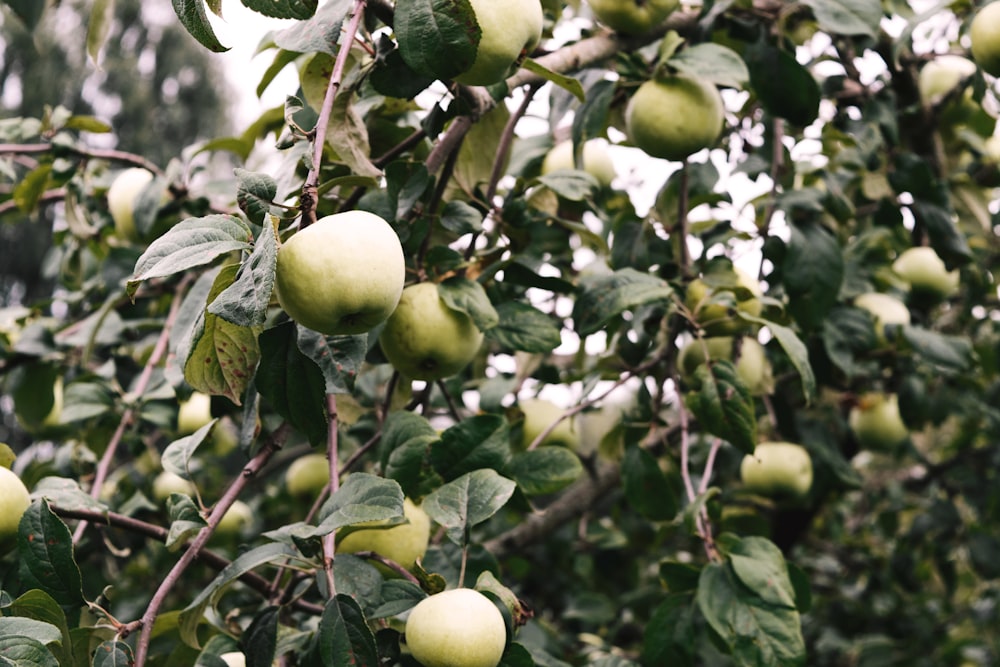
[301, 0, 368, 227]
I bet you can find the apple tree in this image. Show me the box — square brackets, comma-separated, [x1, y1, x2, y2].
[1, 0, 999, 665]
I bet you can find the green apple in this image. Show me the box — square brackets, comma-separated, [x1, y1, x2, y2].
[892, 246, 960, 299]
[216, 499, 253, 536]
[275, 211, 405, 336]
[918, 55, 980, 127]
[454, 0, 543, 85]
[379, 282, 484, 381]
[677, 336, 773, 395]
[740, 441, 813, 500]
[405, 588, 507, 667]
[684, 267, 763, 335]
[177, 391, 212, 434]
[625, 75, 725, 161]
[971, 2, 1000, 78]
[0, 467, 31, 550]
[14, 369, 63, 432]
[576, 390, 634, 459]
[107, 167, 155, 242]
[338, 498, 431, 574]
[285, 452, 331, 498]
[587, 0, 679, 34]
[849, 392, 909, 450]
[541, 139, 617, 187]
[219, 653, 245, 667]
[854, 292, 910, 345]
[152, 470, 196, 501]
[518, 397, 578, 449]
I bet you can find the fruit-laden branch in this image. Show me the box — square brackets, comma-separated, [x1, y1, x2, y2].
[50, 504, 324, 615]
[129, 422, 293, 667]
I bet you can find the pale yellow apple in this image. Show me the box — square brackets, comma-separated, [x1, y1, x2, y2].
[177, 391, 212, 434]
[405, 588, 507, 667]
[518, 397, 578, 449]
[849, 392, 909, 450]
[971, 3, 1000, 78]
[625, 75, 725, 161]
[587, 0, 678, 34]
[892, 247, 960, 299]
[379, 282, 484, 381]
[275, 211, 405, 336]
[740, 442, 813, 500]
[541, 139, 617, 187]
[455, 0, 544, 85]
[285, 452, 331, 498]
[685, 267, 763, 335]
[219, 653, 245, 667]
[677, 336, 773, 396]
[107, 167, 154, 242]
[0, 467, 31, 550]
[216, 499, 253, 536]
[338, 498, 431, 574]
[854, 292, 910, 345]
[152, 470, 197, 502]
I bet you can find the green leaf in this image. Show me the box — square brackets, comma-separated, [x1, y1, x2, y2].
[235, 169, 278, 223]
[165, 494, 207, 550]
[32, 477, 108, 515]
[5, 590, 71, 667]
[12, 163, 52, 213]
[668, 43, 750, 88]
[505, 446, 583, 496]
[243, 607, 279, 667]
[368, 580, 427, 619]
[183, 265, 262, 405]
[571, 79, 615, 147]
[684, 361, 757, 455]
[741, 315, 816, 403]
[431, 414, 511, 481]
[521, 58, 585, 101]
[641, 594, 696, 665]
[422, 469, 517, 544]
[162, 420, 216, 478]
[0, 635, 59, 667]
[179, 543, 300, 647]
[171, 0, 229, 52]
[746, 43, 820, 126]
[0, 619, 62, 647]
[537, 171, 599, 201]
[728, 536, 798, 610]
[899, 325, 974, 372]
[92, 640, 134, 667]
[622, 446, 679, 520]
[782, 222, 844, 330]
[800, 0, 881, 38]
[697, 558, 806, 667]
[369, 47, 436, 99]
[395, 0, 479, 81]
[317, 594, 379, 667]
[440, 200, 484, 235]
[273, 0, 350, 53]
[59, 381, 115, 424]
[909, 200, 973, 269]
[438, 277, 500, 331]
[312, 473, 405, 536]
[86, 0, 114, 65]
[2, 0, 46, 29]
[128, 215, 253, 299]
[241, 0, 317, 19]
[572, 268, 673, 336]
[485, 301, 562, 353]
[207, 220, 278, 327]
[17, 500, 84, 607]
[256, 321, 328, 446]
[296, 328, 367, 395]
[820, 306, 877, 380]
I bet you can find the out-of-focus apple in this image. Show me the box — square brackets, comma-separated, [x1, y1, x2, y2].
[518, 397, 578, 450]
[337, 498, 431, 574]
[216, 500, 253, 536]
[152, 470, 196, 502]
[849, 392, 909, 450]
[0, 467, 31, 551]
[740, 442, 813, 501]
[854, 292, 910, 345]
[970, 2, 1000, 78]
[178, 391, 212, 434]
[677, 336, 774, 396]
[285, 453, 331, 498]
[685, 267, 763, 336]
[892, 247, 960, 299]
[541, 139, 617, 187]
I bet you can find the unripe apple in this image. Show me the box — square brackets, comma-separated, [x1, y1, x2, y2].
[587, 0, 679, 34]
[15, 373, 63, 432]
[275, 211, 405, 336]
[685, 267, 763, 336]
[576, 390, 634, 459]
[455, 0, 543, 86]
[107, 167, 155, 242]
[338, 498, 431, 574]
[918, 55, 980, 127]
[285, 452, 331, 498]
[677, 336, 773, 396]
[625, 75, 725, 161]
[853, 292, 910, 345]
[177, 391, 212, 434]
[379, 282, 484, 381]
[518, 397, 578, 450]
[970, 2, 1000, 78]
[152, 470, 196, 502]
[216, 499, 253, 536]
[849, 392, 909, 450]
[740, 442, 813, 500]
[405, 588, 507, 667]
[0, 467, 31, 551]
[891, 247, 960, 299]
[541, 139, 617, 187]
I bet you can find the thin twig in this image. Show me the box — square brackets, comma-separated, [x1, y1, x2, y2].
[321, 395, 342, 598]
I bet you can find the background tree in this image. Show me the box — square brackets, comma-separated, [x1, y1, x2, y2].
[0, 0, 998, 666]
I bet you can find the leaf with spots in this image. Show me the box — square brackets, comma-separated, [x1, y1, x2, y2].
[296, 326, 367, 395]
[17, 499, 84, 608]
[183, 264, 262, 405]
